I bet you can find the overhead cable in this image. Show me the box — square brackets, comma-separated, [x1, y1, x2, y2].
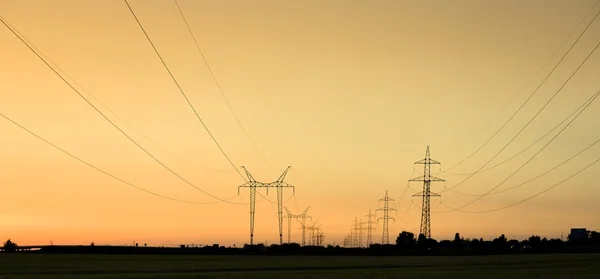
[123, 0, 246, 181]
[443, 6, 600, 172]
[0, 15, 244, 205]
[173, 0, 278, 171]
[0, 112, 235, 205]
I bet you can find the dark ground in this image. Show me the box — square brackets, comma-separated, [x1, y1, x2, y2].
[0, 253, 599, 278]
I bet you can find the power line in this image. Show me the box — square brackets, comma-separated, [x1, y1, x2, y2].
[0, 15, 243, 205]
[445, 83, 600, 177]
[1, 18, 232, 173]
[443, 23, 600, 193]
[173, 0, 278, 171]
[0, 112, 235, 205]
[443, 6, 600, 172]
[441, 88, 600, 211]
[450, 128, 600, 198]
[123, 0, 246, 181]
[485, 0, 600, 125]
[438, 155, 600, 214]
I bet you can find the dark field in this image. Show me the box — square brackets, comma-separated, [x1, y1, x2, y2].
[0, 253, 599, 278]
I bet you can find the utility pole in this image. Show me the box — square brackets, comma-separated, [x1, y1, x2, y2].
[365, 209, 377, 247]
[377, 190, 396, 245]
[410, 146, 444, 239]
[238, 166, 295, 245]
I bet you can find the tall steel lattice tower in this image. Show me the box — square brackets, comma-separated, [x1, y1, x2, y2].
[365, 209, 377, 247]
[410, 146, 444, 239]
[376, 191, 396, 244]
[352, 217, 360, 247]
[238, 166, 295, 245]
[284, 206, 311, 244]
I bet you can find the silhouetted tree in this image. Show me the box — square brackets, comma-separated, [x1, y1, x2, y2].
[3, 239, 18, 253]
[493, 234, 509, 251]
[590, 231, 600, 246]
[417, 234, 429, 250]
[528, 235, 542, 249]
[396, 231, 416, 249]
[508, 239, 520, 250]
[453, 233, 464, 251]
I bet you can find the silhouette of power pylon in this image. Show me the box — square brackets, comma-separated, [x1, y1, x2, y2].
[365, 209, 377, 247]
[306, 221, 318, 246]
[344, 231, 353, 247]
[296, 208, 312, 246]
[377, 190, 396, 244]
[238, 166, 295, 245]
[410, 146, 444, 239]
[316, 228, 325, 246]
[284, 206, 310, 244]
[352, 217, 361, 247]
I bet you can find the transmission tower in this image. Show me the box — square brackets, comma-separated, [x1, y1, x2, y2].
[410, 146, 444, 239]
[365, 209, 377, 247]
[284, 206, 310, 244]
[284, 207, 294, 244]
[358, 219, 366, 248]
[316, 229, 325, 246]
[344, 231, 354, 247]
[297, 208, 312, 246]
[352, 217, 361, 247]
[238, 166, 295, 245]
[377, 190, 396, 244]
[306, 221, 318, 246]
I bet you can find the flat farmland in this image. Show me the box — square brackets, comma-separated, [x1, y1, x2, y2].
[0, 253, 598, 278]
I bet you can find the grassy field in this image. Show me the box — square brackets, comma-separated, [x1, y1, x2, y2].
[0, 253, 599, 278]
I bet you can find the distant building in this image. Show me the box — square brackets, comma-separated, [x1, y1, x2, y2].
[569, 228, 589, 241]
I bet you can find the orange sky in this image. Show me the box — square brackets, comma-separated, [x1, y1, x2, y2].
[1, 0, 599, 247]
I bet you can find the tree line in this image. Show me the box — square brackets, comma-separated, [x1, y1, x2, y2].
[3, 230, 599, 255]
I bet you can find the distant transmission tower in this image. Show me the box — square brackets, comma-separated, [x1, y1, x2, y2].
[377, 190, 396, 244]
[344, 232, 353, 247]
[307, 221, 318, 246]
[410, 146, 444, 239]
[316, 228, 325, 246]
[365, 209, 377, 247]
[284, 206, 310, 244]
[284, 207, 294, 244]
[238, 166, 295, 245]
[298, 208, 312, 246]
[353, 217, 361, 247]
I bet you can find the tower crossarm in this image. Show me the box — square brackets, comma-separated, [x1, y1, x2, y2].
[409, 176, 445, 182]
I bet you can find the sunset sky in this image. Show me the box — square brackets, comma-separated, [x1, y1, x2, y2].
[1, 0, 599, 247]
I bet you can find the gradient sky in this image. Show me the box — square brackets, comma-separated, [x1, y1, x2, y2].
[1, 0, 599, 247]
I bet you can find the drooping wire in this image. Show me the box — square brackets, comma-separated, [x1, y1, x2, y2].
[445, 83, 600, 177]
[437, 155, 600, 214]
[442, 88, 600, 211]
[449, 131, 600, 197]
[0, 15, 244, 205]
[443, 27, 600, 193]
[443, 6, 600, 172]
[173, 0, 279, 171]
[123, 0, 246, 182]
[1, 18, 231, 173]
[0, 112, 236, 205]
[484, 0, 600, 126]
